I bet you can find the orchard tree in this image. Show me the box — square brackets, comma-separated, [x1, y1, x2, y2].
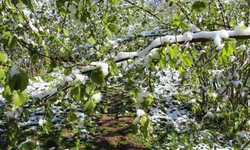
[0, 0, 250, 149]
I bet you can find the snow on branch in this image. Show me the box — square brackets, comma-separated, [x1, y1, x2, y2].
[38, 24, 250, 102]
[138, 24, 250, 57]
[114, 24, 250, 64]
[80, 24, 250, 74]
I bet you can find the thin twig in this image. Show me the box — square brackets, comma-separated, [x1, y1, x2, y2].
[124, 0, 166, 25]
[176, 2, 193, 24]
[241, 139, 250, 150]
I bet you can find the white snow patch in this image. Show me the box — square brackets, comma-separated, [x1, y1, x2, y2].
[90, 62, 109, 76]
[132, 116, 140, 124]
[240, 44, 246, 50]
[9, 65, 20, 78]
[38, 118, 46, 126]
[29, 22, 39, 32]
[92, 93, 102, 103]
[137, 109, 145, 117]
[114, 52, 138, 61]
[136, 91, 151, 104]
[189, 23, 200, 32]
[81, 65, 95, 73]
[183, 32, 193, 42]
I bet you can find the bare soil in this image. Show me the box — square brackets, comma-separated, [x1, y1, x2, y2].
[92, 98, 150, 150]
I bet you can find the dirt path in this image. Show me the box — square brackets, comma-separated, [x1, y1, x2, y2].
[92, 98, 149, 150]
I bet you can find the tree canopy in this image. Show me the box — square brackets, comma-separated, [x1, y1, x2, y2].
[0, 0, 250, 149]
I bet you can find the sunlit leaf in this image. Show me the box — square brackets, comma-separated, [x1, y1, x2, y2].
[0, 51, 5, 63]
[63, 29, 69, 37]
[3, 85, 12, 100]
[218, 54, 229, 65]
[223, 42, 234, 56]
[87, 36, 96, 45]
[181, 55, 193, 67]
[13, 91, 28, 107]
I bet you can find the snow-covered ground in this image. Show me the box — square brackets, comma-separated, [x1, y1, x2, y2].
[0, 71, 91, 148]
[0, 65, 249, 149]
[148, 68, 248, 149]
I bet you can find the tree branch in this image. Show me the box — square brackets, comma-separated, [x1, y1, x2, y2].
[124, 0, 166, 25]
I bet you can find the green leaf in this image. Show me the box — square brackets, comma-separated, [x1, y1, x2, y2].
[80, 12, 87, 22]
[125, 79, 135, 91]
[21, 141, 36, 150]
[90, 68, 105, 85]
[47, 108, 54, 118]
[139, 115, 150, 140]
[192, 1, 206, 13]
[14, 91, 28, 107]
[68, 112, 78, 122]
[48, 35, 58, 46]
[108, 15, 117, 23]
[11, 0, 19, 5]
[141, 95, 154, 109]
[167, 45, 179, 59]
[158, 50, 167, 69]
[0, 68, 4, 80]
[49, 59, 57, 72]
[218, 54, 229, 65]
[63, 29, 69, 37]
[149, 58, 157, 72]
[108, 23, 117, 33]
[87, 36, 96, 45]
[1, 31, 11, 44]
[181, 55, 193, 67]
[169, 58, 178, 68]
[0, 51, 5, 63]
[109, 60, 117, 69]
[21, 0, 33, 8]
[9, 74, 19, 91]
[19, 91, 28, 103]
[139, 115, 148, 127]
[76, 139, 80, 149]
[85, 84, 94, 95]
[105, 26, 112, 38]
[132, 124, 140, 135]
[42, 119, 53, 134]
[223, 42, 234, 56]
[178, 66, 184, 75]
[18, 15, 23, 23]
[70, 84, 81, 102]
[223, 38, 237, 43]
[83, 99, 96, 114]
[113, 0, 118, 4]
[8, 68, 28, 91]
[56, 0, 68, 14]
[180, 22, 189, 30]
[71, 85, 79, 95]
[172, 20, 180, 28]
[19, 69, 28, 91]
[8, 35, 17, 48]
[3, 85, 12, 100]
[64, 68, 72, 76]
[31, 54, 38, 65]
[24, 110, 30, 121]
[85, 0, 91, 5]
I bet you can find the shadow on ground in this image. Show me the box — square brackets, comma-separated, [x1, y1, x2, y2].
[92, 98, 150, 150]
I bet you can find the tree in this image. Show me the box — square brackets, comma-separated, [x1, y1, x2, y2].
[0, 0, 249, 149]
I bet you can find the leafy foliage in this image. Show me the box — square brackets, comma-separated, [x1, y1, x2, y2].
[0, 0, 250, 149]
